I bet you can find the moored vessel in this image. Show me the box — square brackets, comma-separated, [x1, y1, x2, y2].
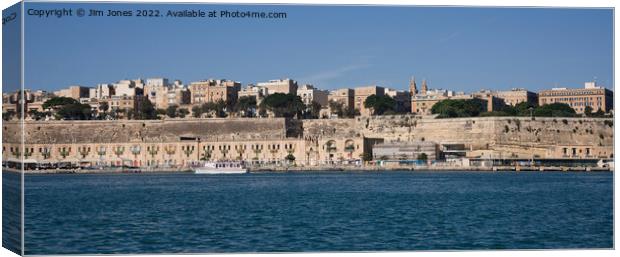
[192, 161, 247, 174]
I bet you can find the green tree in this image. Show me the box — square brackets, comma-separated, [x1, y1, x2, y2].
[285, 153, 296, 162]
[364, 94, 397, 115]
[431, 99, 486, 118]
[166, 105, 179, 118]
[304, 101, 322, 119]
[328, 100, 344, 117]
[360, 152, 372, 162]
[41, 96, 93, 120]
[133, 98, 157, 120]
[2, 110, 16, 121]
[156, 108, 166, 116]
[417, 153, 428, 161]
[42, 97, 79, 110]
[344, 106, 360, 118]
[593, 108, 606, 117]
[235, 96, 257, 117]
[99, 101, 109, 113]
[533, 103, 576, 117]
[57, 103, 93, 120]
[260, 93, 305, 118]
[584, 106, 593, 117]
[203, 100, 228, 118]
[177, 108, 190, 118]
[98, 101, 110, 119]
[27, 110, 45, 120]
[513, 102, 537, 116]
[192, 105, 204, 118]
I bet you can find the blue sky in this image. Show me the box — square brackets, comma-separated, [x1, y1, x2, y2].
[19, 3, 613, 92]
[2, 2, 21, 93]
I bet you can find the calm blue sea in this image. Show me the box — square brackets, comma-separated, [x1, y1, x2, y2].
[10, 171, 615, 254]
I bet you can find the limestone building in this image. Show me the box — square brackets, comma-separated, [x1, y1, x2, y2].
[410, 79, 508, 115]
[328, 88, 354, 109]
[493, 88, 538, 107]
[538, 82, 613, 113]
[410, 79, 470, 115]
[89, 84, 115, 100]
[4, 116, 613, 171]
[54, 85, 90, 99]
[238, 84, 268, 105]
[189, 79, 241, 104]
[2, 90, 53, 115]
[297, 84, 329, 106]
[471, 90, 506, 112]
[114, 80, 143, 97]
[354, 85, 385, 116]
[5, 118, 374, 169]
[256, 78, 298, 95]
[385, 88, 411, 113]
[109, 95, 146, 111]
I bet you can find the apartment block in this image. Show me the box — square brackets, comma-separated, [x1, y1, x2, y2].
[189, 79, 241, 104]
[54, 85, 90, 99]
[297, 84, 329, 106]
[257, 78, 298, 95]
[354, 85, 385, 116]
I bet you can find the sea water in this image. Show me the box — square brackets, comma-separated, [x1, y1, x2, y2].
[7, 171, 613, 254]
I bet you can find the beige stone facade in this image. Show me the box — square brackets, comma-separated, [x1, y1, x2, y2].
[411, 91, 471, 115]
[2, 90, 53, 114]
[538, 82, 613, 113]
[297, 84, 329, 106]
[385, 88, 411, 113]
[108, 95, 146, 110]
[256, 79, 298, 95]
[4, 118, 371, 168]
[54, 85, 90, 99]
[328, 88, 354, 109]
[189, 79, 241, 104]
[2, 116, 613, 170]
[493, 88, 538, 106]
[354, 86, 385, 116]
[238, 84, 267, 104]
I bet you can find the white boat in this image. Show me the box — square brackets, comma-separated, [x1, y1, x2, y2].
[192, 161, 247, 174]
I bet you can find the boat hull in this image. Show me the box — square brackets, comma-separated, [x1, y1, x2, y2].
[193, 168, 247, 174]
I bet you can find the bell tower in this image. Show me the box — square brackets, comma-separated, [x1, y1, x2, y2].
[409, 76, 417, 95]
[421, 79, 428, 94]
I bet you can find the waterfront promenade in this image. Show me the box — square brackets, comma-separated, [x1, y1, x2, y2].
[4, 164, 613, 174]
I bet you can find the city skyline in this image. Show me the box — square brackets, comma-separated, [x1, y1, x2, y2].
[16, 74, 609, 95]
[16, 3, 614, 92]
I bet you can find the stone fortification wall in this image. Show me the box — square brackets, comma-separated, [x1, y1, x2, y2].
[5, 116, 613, 158]
[300, 115, 613, 158]
[300, 119, 358, 141]
[357, 116, 613, 148]
[4, 118, 287, 144]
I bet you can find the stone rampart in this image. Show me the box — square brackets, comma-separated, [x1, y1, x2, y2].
[4, 118, 287, 144]
[4, 116, 613, 160]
